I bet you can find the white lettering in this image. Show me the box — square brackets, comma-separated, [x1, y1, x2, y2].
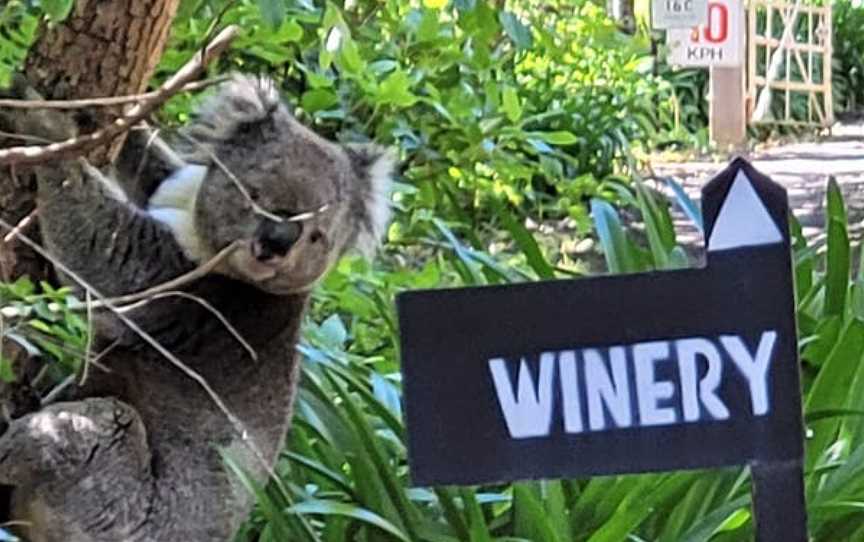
[585, 347, 632, 430]
[634, 341, 677, 426]
[676, 338, 730, 421]
[559, 350, 584, 433]
[489, 355, 555, 438]
[487, 330, 779, 440]
[721, 331, 777, 416]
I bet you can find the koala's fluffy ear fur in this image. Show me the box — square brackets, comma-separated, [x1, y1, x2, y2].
[344, 143, 397, 257]
[181, 74, 281, 160]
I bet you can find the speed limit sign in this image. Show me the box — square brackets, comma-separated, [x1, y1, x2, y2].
[667, 0, 745, 67]
[652, 0, 709, 29]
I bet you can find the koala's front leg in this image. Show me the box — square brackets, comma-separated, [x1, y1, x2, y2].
[36, 161, 195, 297]
[0, 398, 157, 542]
[114, 126, 188, 207]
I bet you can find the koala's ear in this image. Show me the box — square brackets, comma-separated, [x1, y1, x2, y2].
[181, 74, 282, 159]
[344, 143, 397, 257]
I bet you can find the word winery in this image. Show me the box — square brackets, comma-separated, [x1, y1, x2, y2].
[489, 330, 778, 439]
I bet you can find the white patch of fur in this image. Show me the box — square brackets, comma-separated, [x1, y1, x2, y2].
[149, 164, 206, 209]
[147, 164, 208, 261]
[28, 411, 96, 443]
[355, 148, 396, 257]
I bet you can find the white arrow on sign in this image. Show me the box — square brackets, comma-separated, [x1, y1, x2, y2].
[708, 170, 784, 252]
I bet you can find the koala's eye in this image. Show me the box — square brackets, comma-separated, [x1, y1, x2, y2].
[235, 121, 258, 136]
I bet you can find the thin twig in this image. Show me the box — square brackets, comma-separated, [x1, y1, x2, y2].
[0, 26, 239, 166]
[0, 130, 53, 144]
[176, 131, 332, 223]
[176, 132, 284, 223]
[0, 242, 256, 361]
[201, 0, 239, 54]
[0, 241, 238, 319]
[131, 127, 165, 187]
[15, 327, 112, 375]
[42, 340, 118, 406]
[0, 78, 230, 110]
[0, 218, 276, 481]
[99, 241, 239, 307]
[79, 290, 94, 386]
[39, 374, 74, 406]
[2, 209, 38, 243]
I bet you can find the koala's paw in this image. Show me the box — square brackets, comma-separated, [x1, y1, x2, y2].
[0, 398, 145, 486]
[0, 74, 78, 144]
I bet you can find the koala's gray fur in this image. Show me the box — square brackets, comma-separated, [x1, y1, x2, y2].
[0, 74, 395, 542]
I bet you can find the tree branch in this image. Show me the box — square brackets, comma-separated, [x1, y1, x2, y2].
[0, 77, 229, 110]
[0, 26, 239, 167]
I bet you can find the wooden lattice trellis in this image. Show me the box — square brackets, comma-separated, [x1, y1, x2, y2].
[747, 0, 833, 127]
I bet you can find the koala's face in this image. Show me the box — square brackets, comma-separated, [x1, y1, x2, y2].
[187, 77, 393, 294]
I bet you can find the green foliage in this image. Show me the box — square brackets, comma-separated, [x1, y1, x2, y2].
[0, 2, 40, 88]
[222, 173, 864, 542]
[833, 0, 864, 113]
[40, 0, 75, 22]
[4, 0, 864, 540]
[652, 63, 709, 149]
[0, 0, 76, 87]
[0, 277, 88, 385]
[160, 0, 675, 234]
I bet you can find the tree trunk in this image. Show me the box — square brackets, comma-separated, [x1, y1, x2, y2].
[1, 0, 181, 282]
[25, 0, 181, 165]
[0, 0, 181, 531]
[0, 6, 182, 510]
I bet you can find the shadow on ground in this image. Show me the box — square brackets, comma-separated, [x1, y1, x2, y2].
[652, 124, 864, 259]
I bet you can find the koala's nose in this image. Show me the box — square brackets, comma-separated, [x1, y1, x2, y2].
[254, 220, 303, 260]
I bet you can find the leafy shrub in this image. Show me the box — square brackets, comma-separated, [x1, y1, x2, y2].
[0, 1, 40, 87]
[652, 63, 709, 149]
[161, 0, 673, 236]
[833, 0, 864, 113]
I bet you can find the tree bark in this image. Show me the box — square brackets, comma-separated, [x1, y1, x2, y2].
[1, 0, 181, 283]
[0, 2, 182, 499]
[24, 0, 181, 164]
[0, 0, 181, 389]
[0, 0, 181, 530]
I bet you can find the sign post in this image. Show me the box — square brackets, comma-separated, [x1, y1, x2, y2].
[667, 0, 747, 146]
[397, 158, 807, 541]
[710, 65, 747, 146]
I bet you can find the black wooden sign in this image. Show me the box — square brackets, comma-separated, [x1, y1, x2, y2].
[397, 158, 807, 541]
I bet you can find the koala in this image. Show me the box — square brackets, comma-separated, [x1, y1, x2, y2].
[0, 75, 394, 542]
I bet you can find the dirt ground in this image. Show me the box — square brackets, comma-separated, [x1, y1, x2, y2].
[651, 122, 864, 254]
